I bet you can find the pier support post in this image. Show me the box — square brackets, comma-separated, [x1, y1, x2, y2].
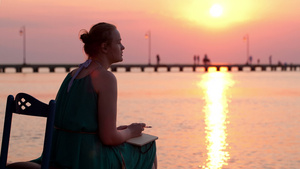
[251, 66, 255, 71]
[16, 67, 22, 73]
[282, 66, 287, 71]
[167, 67, 171, 72]
[125, 67, 131, 72]
[66, 67, 70, 72]
[50, 67, 55, 73]
[141, 67, 145, 72]
[33, 67, 38, 73]
[290, 66, 295, 71]
[111, 67, 117, 72]
[154, 67, 158, 72]
[238, 67, 243, 71]
[227, 66, 231, 71]
[216, 66, 220, 71]
[271, 66, 276, 71]
[179, 67, 183, 72]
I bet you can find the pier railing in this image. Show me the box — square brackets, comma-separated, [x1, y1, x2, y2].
[0, 64, 299, 73]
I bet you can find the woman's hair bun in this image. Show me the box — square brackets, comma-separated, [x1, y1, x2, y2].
[80, 33, 90, 44]
[79, 29, 92, 44]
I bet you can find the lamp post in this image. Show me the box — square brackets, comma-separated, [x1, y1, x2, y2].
[20, 26, 26, 65]
[243, 34, 249, 64]
[145, 30, 151, 65]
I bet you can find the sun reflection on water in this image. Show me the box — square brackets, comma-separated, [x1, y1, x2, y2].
[199, 72, 234, 169]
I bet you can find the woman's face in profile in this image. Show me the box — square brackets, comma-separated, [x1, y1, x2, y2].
[107, 29, 125, 63]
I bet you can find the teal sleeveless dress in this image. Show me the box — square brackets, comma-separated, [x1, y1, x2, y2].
[32, 72, 156, 169]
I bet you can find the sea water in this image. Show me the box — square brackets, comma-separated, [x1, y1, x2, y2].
[0, 69, 299, 169]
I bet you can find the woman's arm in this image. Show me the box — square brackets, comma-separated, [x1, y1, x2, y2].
[93, 70, 144, 145]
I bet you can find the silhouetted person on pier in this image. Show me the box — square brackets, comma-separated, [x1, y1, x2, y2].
[249, 56, 253, 65]
[269, 55, 272, 65]
[156, 54, 160, 65]
[193, 55, 196, 65]
[197, 55, 200, 65]
[203, 54, 210, 65]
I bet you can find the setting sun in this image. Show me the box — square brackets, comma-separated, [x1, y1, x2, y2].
[210, 4, 223, 17]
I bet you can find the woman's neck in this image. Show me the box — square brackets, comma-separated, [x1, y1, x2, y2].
[89, 57, 111, 70]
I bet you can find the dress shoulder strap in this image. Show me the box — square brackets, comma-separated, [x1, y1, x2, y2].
[67, 59, 92, 92]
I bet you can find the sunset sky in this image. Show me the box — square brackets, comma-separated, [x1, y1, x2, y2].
[0, 0, 300, 64]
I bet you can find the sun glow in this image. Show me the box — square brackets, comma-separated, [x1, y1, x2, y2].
[210, 4, 223, 18]
[178, 1, 256, 30]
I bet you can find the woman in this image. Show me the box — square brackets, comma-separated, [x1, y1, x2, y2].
[7, 22, 157, 169]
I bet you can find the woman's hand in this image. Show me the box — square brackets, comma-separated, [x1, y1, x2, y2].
[127, 123, 146, 138]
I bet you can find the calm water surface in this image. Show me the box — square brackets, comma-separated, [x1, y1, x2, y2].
[0, 70, 300, 169]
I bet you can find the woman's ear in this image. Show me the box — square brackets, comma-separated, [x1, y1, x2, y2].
[100, 42, 109, 53]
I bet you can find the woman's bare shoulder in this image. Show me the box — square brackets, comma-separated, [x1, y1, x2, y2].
[93, 68, 116, 81]
[91, 69, 117, 92]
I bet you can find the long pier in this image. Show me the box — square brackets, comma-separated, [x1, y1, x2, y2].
[110, 64, 299, 72]
[0, 64, 299, 73]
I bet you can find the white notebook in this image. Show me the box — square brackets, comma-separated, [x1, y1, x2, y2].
[126, 133, 158, 146]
